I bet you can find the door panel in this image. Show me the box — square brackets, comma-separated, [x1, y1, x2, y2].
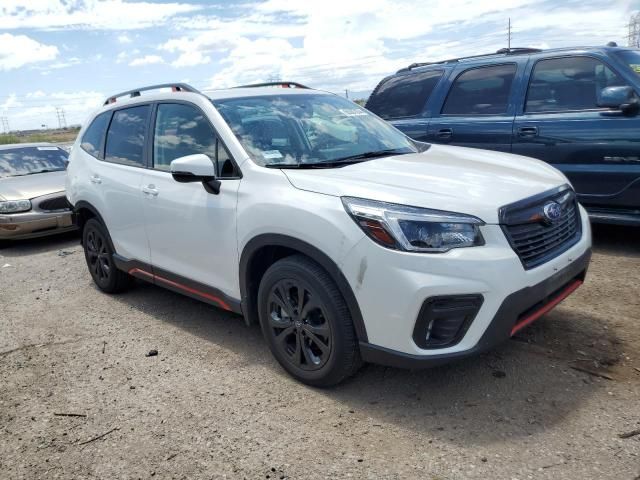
[513, 55, 640, 209]
[141, 170, 241, 297]
[428, 63, 518, 152]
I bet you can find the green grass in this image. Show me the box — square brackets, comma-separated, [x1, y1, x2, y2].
[0, 134, 20, 145]
[0, 128, 80, 146]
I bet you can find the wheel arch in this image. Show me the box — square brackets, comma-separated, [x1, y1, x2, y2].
[74, 201, 115, 250]
[239, 234, 368, 343]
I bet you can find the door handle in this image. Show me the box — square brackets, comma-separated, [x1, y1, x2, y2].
[518, 126, 538, 137]
[436, 128, 453, 139]
[142, 185, 159, 197]
[89, 174, 102, 184]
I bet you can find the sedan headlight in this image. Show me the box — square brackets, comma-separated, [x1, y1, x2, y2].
[0, 199, 32, 214]
[342, 197, 484, 253]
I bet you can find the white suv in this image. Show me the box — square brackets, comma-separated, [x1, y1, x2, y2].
[66, 82, 592, 386]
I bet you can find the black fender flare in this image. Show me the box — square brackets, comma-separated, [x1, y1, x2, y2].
[73, 200, 116, 251]
[239, 233, 368, 343]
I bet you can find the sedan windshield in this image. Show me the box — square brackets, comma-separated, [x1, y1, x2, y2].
[211, 94, 418, 167]
[0, 146, 68, 178]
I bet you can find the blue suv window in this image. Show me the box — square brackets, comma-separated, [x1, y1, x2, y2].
[366, 70, 443, 119]
[526, 56, 628, 113]
[442, 64, 516, 115]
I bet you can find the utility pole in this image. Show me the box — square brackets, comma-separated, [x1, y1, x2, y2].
[508, 17, 512, 49]
[0, 117, 9, 134]
[345, 89, 349, 99]
[629, 12, 640, 48]
[55, 107, 67, 129]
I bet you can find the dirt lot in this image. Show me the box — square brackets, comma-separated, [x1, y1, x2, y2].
[1, 224, 639, 479]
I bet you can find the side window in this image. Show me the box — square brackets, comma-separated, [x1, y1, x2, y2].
[442, 64, 517, 115]
[80, 112, 111, 159]
[366, 70, 443, 119]
[105, 105, 150, 167]
[153, 103, 238, 177]
[526, 56, 629, 113]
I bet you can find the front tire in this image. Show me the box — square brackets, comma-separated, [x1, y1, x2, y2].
[82, 218, 133, 293]
[258, 255, 361, 387]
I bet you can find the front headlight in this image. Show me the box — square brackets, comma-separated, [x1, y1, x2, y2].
[342, 197, 484, 253]
[0, 199, 32, 214]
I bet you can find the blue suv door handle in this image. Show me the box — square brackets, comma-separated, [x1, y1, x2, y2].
[518, 126, 539, 137]
[436, 128, 454, 139]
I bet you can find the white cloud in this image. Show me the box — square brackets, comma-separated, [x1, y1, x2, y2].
[0, 33, 59, 71]
[1, 90, 105, 131]
[0, 0, 201, 30]
[117, 34, 133, 44]
[129, 54, 165, 66]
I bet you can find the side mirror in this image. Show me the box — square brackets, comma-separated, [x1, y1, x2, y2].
[170, 154, 221, 195]
[598, 86, 640, 115]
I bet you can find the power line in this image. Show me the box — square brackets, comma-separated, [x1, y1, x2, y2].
[1, 117, 10, 134]
[629, 12, 640, 47]
[55, 107, 67, 129]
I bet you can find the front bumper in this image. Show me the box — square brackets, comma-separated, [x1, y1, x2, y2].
[0, 209, 76, 240]
[340, 204, 592, 365]
[359, 248, 590, 368]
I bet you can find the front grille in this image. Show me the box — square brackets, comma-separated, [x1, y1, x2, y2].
[38, 196, 72, 211]
[500, 186, 581, 270]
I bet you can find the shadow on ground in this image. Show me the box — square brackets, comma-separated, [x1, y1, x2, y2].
[0, 231, 79, 258]
[591, 223, 640, 257]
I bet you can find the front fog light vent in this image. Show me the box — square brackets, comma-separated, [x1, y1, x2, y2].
[413, 295, 483, 349]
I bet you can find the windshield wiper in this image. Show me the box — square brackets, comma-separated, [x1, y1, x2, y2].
[11, 169, 63, 176]
[264, 149, 411, 169]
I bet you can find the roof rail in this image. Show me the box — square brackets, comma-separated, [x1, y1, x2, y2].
[397, 47, 544, 73]
[234, 81, 310, 89]
[103, 83, 201, 106]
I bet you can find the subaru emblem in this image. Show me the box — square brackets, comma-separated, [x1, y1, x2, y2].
[542, 201, 562, 223]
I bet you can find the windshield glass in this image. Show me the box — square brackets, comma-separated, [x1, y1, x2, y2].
[614, 49, 640, 77]
[211, 94, 417, 167]
[0, 146, 68, 178]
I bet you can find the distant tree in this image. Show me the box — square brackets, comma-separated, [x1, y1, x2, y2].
[353, 98, 367, 106]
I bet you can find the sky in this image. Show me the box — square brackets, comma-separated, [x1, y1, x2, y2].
[0, 0, 637, 131]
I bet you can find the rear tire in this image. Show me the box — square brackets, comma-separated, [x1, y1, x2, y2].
[258, 254, 361, 387]
[82, 218, 133, 293]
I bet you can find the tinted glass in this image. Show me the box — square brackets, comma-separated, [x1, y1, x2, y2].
[0, 146, 68, 178]
[80, 112, 110, 158]
[614, 50, 640, 77]
[526, 56, 628, 112]
[105, 105, 149, 167]
[442, 64, 517, 115]
[212, 94, 417, 167]
[153, 103, 216, 171]
[366, 70, 443, 119]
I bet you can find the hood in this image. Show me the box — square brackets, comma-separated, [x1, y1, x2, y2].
[0, 170, 66, 201]
[282, 144, 568, 224]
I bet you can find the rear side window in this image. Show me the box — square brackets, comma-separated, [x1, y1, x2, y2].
[442, 64, 517, 115]
[105, 105, 150, 167]
[366, 70, 443, 119]
[80, 112, 110, 159]
[526, 56, 629, 113]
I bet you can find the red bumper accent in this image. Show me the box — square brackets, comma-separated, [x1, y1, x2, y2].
[510, 279, 583, 336]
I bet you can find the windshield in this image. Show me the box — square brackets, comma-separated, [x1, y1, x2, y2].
[614, 49, 640, 77]
[0, 146, 68, 178]
[211, 94, 418, 167]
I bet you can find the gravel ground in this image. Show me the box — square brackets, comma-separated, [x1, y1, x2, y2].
[1, 224, 639, 479]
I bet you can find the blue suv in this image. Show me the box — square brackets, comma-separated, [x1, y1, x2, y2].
[366, 45, 640, 225]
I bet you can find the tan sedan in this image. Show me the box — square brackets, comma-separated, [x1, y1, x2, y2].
[0, 143, 76, 242]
